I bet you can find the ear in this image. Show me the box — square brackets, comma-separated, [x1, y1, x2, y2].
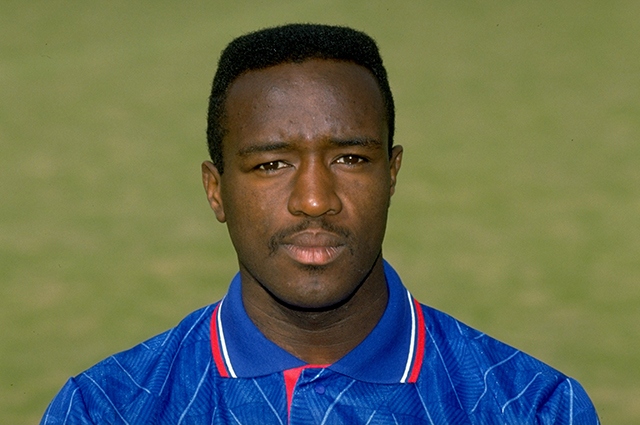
[389, 145, 403, 197]
[201, 161, 226, 223]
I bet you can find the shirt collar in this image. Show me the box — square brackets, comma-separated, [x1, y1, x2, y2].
[210, 260, 425, 384]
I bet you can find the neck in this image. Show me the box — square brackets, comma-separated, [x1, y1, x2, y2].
[241, 257, 388, 365]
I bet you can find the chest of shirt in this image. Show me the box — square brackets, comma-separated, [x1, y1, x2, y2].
[206, 370, 431, 425]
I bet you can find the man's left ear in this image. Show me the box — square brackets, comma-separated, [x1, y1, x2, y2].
[201, 161, 226, 223]
[389, 145, 403, 196]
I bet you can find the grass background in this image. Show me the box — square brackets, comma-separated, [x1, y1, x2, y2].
[2, 1, 639, 423]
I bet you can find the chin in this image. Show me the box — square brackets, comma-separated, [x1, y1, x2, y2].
[276, 283, 360, 313]
[297, 263, 330, 274]
[277, 298, 349, 313]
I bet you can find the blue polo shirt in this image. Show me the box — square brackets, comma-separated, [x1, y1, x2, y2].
[41, 261, 599, 424]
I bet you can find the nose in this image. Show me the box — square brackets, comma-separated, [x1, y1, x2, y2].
[288, 160, 342, 217]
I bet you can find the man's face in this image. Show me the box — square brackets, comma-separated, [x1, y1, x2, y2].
[203, 59, 402, 310]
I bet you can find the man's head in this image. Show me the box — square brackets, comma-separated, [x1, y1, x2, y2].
[207, 23, 395, 174]
[202, 24, 402, 313]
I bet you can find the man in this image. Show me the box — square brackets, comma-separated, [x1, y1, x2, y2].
[42, 24, 599, 424]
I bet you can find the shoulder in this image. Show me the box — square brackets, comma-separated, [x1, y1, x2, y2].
[41, 303, 220, 425]
[419, 302, 561, 373]
[415, 303, 599, 424]
[101, 303, 218, 386]
[132, 302, 217, 357]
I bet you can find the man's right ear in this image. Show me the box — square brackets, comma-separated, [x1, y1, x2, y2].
[201, 161, 226, 223]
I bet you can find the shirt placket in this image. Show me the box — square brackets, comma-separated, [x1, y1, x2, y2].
[288, 368, 336, 425]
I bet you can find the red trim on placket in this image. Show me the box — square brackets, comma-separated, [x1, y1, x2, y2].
[283, 367, 304, 417]
[210, 304, 229, 378]
[408, 298, 426, 383]
[283, 364, 331, 421]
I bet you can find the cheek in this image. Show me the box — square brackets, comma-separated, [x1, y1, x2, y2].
[223, 183, 280, 242]
[340, 180, 391, 235]
[342, 175, 390, 211]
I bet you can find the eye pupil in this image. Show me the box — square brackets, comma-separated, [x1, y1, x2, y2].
[259, 161, 284, 172]
[343, 155, 360, 164]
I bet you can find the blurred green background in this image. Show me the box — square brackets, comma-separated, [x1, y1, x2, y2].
[2, 1, 638, 423]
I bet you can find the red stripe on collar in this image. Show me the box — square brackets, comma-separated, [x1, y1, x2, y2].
[407, 298, 426, 383]
[210, 303, 230, 378]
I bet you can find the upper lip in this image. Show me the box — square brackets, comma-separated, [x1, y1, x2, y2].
[281, 231, 345, 248]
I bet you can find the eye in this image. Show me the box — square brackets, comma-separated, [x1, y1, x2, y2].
[256, 160, 289, 172]
[335, 155, 367, 165]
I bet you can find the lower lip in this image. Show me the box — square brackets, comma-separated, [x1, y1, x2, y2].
[281, 245, 345, 266]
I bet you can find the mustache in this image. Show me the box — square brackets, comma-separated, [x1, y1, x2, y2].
[267, 219, 352, 256]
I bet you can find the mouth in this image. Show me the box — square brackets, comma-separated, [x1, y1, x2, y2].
[281, 244, 346, 266]
[279, 231, 346, 266]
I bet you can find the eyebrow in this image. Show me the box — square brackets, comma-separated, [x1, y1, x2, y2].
[329, 137, 383, 149]
[236, 138, 383, 157]
[236, 142, 293, 157]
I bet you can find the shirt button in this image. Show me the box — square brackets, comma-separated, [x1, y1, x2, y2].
[314, 384, 325, 394]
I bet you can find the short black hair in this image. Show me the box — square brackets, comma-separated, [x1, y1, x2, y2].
[206, 23, 395, 173]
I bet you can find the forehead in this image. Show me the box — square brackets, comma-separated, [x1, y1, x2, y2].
[222, 59, 387, 149]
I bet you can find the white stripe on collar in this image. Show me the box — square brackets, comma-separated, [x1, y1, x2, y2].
[400, 288, 417, 383]
[216, 297, 237, 378]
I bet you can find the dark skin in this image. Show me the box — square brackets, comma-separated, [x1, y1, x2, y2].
[202, 59, 403, 364]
